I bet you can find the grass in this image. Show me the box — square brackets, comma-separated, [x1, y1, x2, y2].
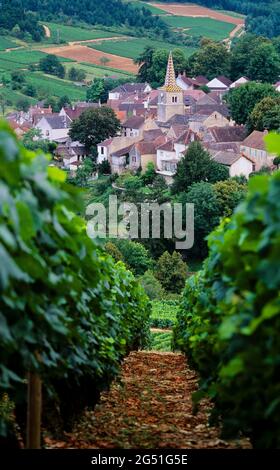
[163, 16, 234, 40]
[0, 86, 37, 108]
[42, 23, 119, 44]
[0, 36, 19, 51]
[65, 62, 134, 80]
[0, 50, 73, 73]
[150, 331, 173, 352]
[27, 72, 87, 100]
[89, 37, 195, 60]
[129, 1, 168, 15]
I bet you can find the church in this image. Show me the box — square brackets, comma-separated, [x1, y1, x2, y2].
[157, 51, 185, 123]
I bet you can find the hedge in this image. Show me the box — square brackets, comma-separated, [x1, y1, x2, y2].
[174, 151, 280, 448]
[0, 122, 150, 437]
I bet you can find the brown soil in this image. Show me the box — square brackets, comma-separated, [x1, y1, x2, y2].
[151, 3, 245, 25]
[45, 351, 251, 449]
[40, 44, 138, 73]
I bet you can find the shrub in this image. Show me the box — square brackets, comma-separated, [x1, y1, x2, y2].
[174, 165, 280, 448]
[0, 122, 150, 437]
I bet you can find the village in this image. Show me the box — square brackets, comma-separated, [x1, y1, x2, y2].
[5, 51, 279, 183]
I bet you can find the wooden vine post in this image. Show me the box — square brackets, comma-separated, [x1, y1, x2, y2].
[26, 371, 42, 449]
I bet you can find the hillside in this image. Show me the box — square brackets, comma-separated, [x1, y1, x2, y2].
[146, 0, 280, 37]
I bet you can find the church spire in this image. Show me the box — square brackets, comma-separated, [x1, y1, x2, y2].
[163, 51, 182, 92]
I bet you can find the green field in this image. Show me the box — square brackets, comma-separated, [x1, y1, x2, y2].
[65, 62, 133, 80]
[43, 23, 119, 44]
[150, 331, 173, 352]
[89, 38, 195, 60]
[163, 16, 234, 40]
[0, 86, 37, 108]
[129, 1, 168, 15]
[0, 50, 73, 73]
[0, 36, 20, 51]
[27, 72, 87, 100]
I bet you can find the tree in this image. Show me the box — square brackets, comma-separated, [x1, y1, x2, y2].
[98, 159, 111, 175]
[114, 239, 153, 275]
[135, 46, 155, 83]
[226, 82, 278, 124]
[135, 47, 187, 87]
[248, 96, 280, 132]
[58, 95, 71, 110]
[172, 141, 228, 194]
[87, 78, 105, 102]
[273, 156, 280, 168]
[178, 182, 221, 257]
[15, 98, 29, 112]
[141, 162, 156, 185]
[22, 128, 57, 154]
[104, 241, 123, 262]
[189, 40, 230, 80]
[230, 34, 266, 81]
[155, 251, 188, 293]
[69, 107, 120, 152]
[139, 270, 164, 300]
[24, 84, 37, 97]
[246, 42, 280, 83]
[71, 157, 94, 187]
[213, 179, 247, 217]
[68, 67, 86, 81]
[11, 70, 26, 90]
[39, 54, 65, 78]
[100, 56, 110, 67]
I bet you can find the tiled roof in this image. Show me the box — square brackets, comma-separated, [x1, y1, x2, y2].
[122, 115, 145, 129]
[194, 104, 229, 117]
[112, 144, 134, 158]
[175, 129, 197, 145]
[242, 130, 267, 150]
[111, 83, 150, 94]
[210, 126, 247, 143]
[211, 150, 255, 166]
[135, 141, 156, 154]
[42, 115, 71, 129]
[195, 75, 209, 85]
[63, 104, 99, 121]
[98, 138, 113, 147]
[183, 89, 205, 101]
[163, 52, 183, 93]
[157, 140, 174, 152]
[217, 75, 232, 87]
[143, 129, 164, 141]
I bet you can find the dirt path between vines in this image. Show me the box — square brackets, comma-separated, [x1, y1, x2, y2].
[45, 352, 250, 449]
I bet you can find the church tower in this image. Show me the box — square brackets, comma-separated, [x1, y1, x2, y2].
[157, 51, 184, 123]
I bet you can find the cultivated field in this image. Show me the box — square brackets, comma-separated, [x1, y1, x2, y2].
[27, 72, 87, 100]
[0, 36, 19, 51]
[89, 37, 195, 60]
[42, 23, 119, 44]
[40, 44, 138, 73]
[163, 15, 234, 40]
[150, 3, 245, 25]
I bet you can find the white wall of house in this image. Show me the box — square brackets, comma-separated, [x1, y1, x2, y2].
[157, 148, 176, 171]
[35, 118, 69, 141]
[240, 145, 274, 170]
[229, 156, 254, 178]
[123, 127, 141, 138]
[97, 145, 109, 164]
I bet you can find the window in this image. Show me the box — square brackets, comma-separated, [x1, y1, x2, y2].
[101, 147, 104, 155]
[132, 156, 136, 163]
[46, 130, 50, 136]
[172, 96, 178, 103]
